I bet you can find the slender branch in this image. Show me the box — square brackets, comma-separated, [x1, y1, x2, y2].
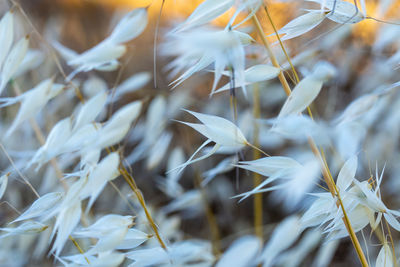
[252, 12, 368, 267]
[245, 141, 270, 157]
[250, 15, 291, 96]
[119, 166, 167, 250]
[252, 83, 263, 241]
[195, 173, 221, 256]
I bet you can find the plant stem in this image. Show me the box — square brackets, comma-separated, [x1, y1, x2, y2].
[245, 142, 270, 157]
[250, 16, 291, 96]
[251, 12, 368, 267]
[118, 166, 167, 250]
[252, 83, 263, 241]
[262, 4, 314, 119]
[195, 173, 221, 256]
[263, 4, 300, 83]
[310, 141, 368, 267]
[70, 237, 90, 264]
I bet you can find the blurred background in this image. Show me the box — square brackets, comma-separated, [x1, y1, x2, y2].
[1, 0, 400, 266]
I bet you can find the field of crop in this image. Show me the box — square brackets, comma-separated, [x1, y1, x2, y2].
[0, 0, 400, 266]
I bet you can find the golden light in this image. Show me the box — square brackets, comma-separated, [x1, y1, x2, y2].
[353, 1, 379, 44]
[353, 0, 400, 44]
[56, 0, 400, 47]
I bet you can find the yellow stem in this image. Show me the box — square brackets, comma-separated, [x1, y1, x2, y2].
[195, 173, 221, 256]
[119, 166, 167, 250]
[250, 16, 291, 96]
[310, 141, 368, 267]
[262, 5, 314, 119]
[69, 236, 90, 264]
[252, 12, 368, 267]
[246, 141, 270, 157]
[229, 94, 238, 123]
[263, 4, 300, 84]
[252, 83, 263, 241]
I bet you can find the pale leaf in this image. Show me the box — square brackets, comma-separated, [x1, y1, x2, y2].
[278, 11, 325, 41]
[0, 35, 29, 94]
[102, 101, 142, 131]
[73, 90, 108, 131]
[216, 235, 260, 267]
[0, 11, 14, 69]
[6, 78, 63, 137]
[376, 243, 393, 267]
[336, 155, 358, 192]
[68, 43, 126, 67]
[90, 252, 125, 267]
[182, 109, 247, 147]
[384, 212, 400, 232]
[216, 64, 280, 93]
[112, 72, 151, 100]
[14, 49, 45, 77]
[126, 247, 169, 266]
[81, 152, 120, 212]
[116, 228, 150, 250]
[52, 40, 79, 62]
[324, 0, 365, 24]
[86, 227, 128, 255]
[146, 131, 172, 170]
[74, 214, 133, 238]
[12, 192, 63, 223]
[107, 8, 148, 44]
[51, 200, 82, 256]
[262, 216, 302, 267]
[0, 173, 9, 200]
[237, 156, 301, 177]
[162, 190, 202, 214]
[0, 221, 48, 238]
[174, 0, 235, 32]
[278, 77, 323, 118]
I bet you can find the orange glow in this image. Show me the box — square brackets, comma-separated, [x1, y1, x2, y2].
[353, 2, 379, 44]
[58, 0, 244, 27]
[58, 0, 400, 46]
[353, 0, 400, 44]
[88, 0, 152, 8]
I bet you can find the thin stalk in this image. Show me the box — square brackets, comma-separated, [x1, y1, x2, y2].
[69, 237, 90, 264]
[263, 4, 300, 83]
[252, 13, 368, 267]
[109, 181, 137, 214]
[118, 166, 167, 250]
[262, 4, 314, 119]
[103, 134, 167, 250]
[312, 142, 367, 267]
[252, 83, 263, 241]
[229, 94, 238, 124]
[195, 173, 221, 256]
[245, 141, 270, 157]
[228, 66, 238, 123]
[250, 16, 291, 96]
